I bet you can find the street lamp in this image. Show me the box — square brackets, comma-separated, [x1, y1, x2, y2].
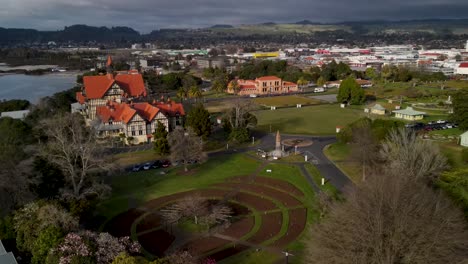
[282, 251, 294, 264]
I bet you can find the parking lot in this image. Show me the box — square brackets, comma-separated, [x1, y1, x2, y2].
[406, 120, 458, 132]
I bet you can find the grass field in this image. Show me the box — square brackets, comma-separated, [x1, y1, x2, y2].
[254, 104, 365, 135]
[253, 95, 322, 107]
[323, 143, 362, 183]
[113, 149, 161, 167]
[99, 154, 261, 217]
[99, 153, 322, 264]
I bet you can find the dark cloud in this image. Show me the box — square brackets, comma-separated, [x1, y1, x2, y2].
[1, 0, 468, 32]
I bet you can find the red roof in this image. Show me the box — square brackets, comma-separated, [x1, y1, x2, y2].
[421, 53, 441, 56]
[96, 101, 179, 124]
[96, 103, 136, 124]
[256, 76, 281, 81]
[153, 100, 185, 116]
[133, 102, 160, 121]
[114, 74, 146, 97]
[76, 92, 86, 104]
[106, 55, 112, 67]
[459, 63, 468, 68]
[283, 81, 297, 86]
[82, 72, 146, 100]
[240, 85, 256, 89]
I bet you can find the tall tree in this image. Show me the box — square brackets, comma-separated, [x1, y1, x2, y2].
[39, 113, 111, 200]
[153, 121, 170, 155]
[188, 85, 202, 102]
[337, 77, 365, 105]
[186, 104, 212, 138]
[306, 169, 468, 264]
[450, 89, 468, 130]
[297, 77, 308, 88]
[168, 127, 207, 172]
[380, 128, 447, 182]
[0, 117, 33, 214]
[350, 120, 378, 181]
[316, 76, 326, 87]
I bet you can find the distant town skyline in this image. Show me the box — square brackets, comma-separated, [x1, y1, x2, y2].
[1, 0, 468, 33]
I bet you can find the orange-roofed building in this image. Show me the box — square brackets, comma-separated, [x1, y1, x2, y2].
[94, 100, 185, 144]
[76, 56, 147, 120]
[227, 76, 298, 96]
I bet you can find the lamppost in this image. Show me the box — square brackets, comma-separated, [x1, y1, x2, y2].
[282, 251, 293, 264]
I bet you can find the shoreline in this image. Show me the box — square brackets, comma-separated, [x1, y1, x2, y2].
[0, 71, 82, 77]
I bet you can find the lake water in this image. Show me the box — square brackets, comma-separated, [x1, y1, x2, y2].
[0, 73, 77, 103]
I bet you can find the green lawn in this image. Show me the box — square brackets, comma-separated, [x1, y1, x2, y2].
[98, 154, 261, 218]
[304, 163, 339, 198]
[323, 143, 362, 183]
[113, 149, 162, 167]
[254, 104, 365, 135]
[429, 128, 463, 137]
[253, 95, 322, 107]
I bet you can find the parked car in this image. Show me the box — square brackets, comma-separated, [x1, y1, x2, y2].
[143, 162, 153, 170]
[314, 87, 325, 93]
[162, 160, 171, 168]
[249, 94, 258, 98]
[132, 164, 143, 172]
[436, 120, 446, 124]
[151, 160, 163, 169]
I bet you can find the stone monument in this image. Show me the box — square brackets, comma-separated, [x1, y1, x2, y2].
[270, 130, 286, 158]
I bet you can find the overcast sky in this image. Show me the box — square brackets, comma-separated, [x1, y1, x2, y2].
[1, 0, 468, 33]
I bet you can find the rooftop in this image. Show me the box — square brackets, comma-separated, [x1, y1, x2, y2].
[392, 107, 426, 116]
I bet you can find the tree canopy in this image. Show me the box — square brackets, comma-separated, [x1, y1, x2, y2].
[186, 104, 212, 138]
[337, 77, 365, 104]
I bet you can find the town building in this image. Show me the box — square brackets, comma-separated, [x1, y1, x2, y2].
[369, 104, 386, 115]
[76, 56, 147, 120]
[0, 110, 30, 120]
[94, 99, 184, 144]
[456, 63, 468, 75]
[196, 56, 230, 69]
[227, 76, 298, 96]
[460, 131, 468, 147]
[0, 239, 17, 264]
[392, 107, 426, 121]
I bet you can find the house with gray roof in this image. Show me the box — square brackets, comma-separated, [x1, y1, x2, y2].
[0, 240, 17, 264]
[392, 107, 426, 121]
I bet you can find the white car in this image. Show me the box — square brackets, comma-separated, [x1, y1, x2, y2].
[143, 162, 152, 170]
[436, 120, 446, 124]
[249, 94, 258, 98]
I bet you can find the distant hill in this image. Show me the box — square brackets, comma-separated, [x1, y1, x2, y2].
[1, 19, 468, 46]
[0, 25, 141, 44]
[260, 22, 277, 26]
[210, 24, 233, 29]
[294, 20, 322, 25]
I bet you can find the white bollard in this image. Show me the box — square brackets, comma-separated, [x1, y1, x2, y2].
[305, 155, 308, 162]
[321, 178, 325, 186]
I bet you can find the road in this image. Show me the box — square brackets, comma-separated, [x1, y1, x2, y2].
[107, 131, 352, 192]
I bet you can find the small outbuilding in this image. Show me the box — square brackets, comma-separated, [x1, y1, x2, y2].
[392, 107, 426, 121]
[0, 110, 30, 120]
[370, 104, 386, 115]
[460, 131, 468, 147]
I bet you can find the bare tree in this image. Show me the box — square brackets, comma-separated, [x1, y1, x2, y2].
[161, 194, 232, 226]
[168, 127, 207, 172]
[350, 121, 378, 181]
[39, 113, 112, 200]
[380, 128, 447, 182]
[306, 170, 468, 264]
[225, 99, 257, 130]
[161, 194, 208, 224]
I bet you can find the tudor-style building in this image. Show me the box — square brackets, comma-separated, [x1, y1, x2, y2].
[94, 99, 185, 144]
[76, 56, 185, 144]
[76, 56, 147, 120]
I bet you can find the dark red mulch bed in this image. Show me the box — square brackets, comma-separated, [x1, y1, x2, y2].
[103, 208, 145, 237]
[206, 245, 249, 262]
[270, 207, 307, 248]
[137, 229, 175, 257]
[247, 212, 283, 244]
[182, 236, 232, 256]
[220, 216, 255, 239]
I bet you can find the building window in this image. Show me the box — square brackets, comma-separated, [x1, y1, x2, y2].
[131, 131, 136, 136]
[109, 121, 113, 125]
[139, 130, 143, 135]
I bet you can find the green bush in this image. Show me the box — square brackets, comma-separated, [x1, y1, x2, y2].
[461, 148, 468, 164]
